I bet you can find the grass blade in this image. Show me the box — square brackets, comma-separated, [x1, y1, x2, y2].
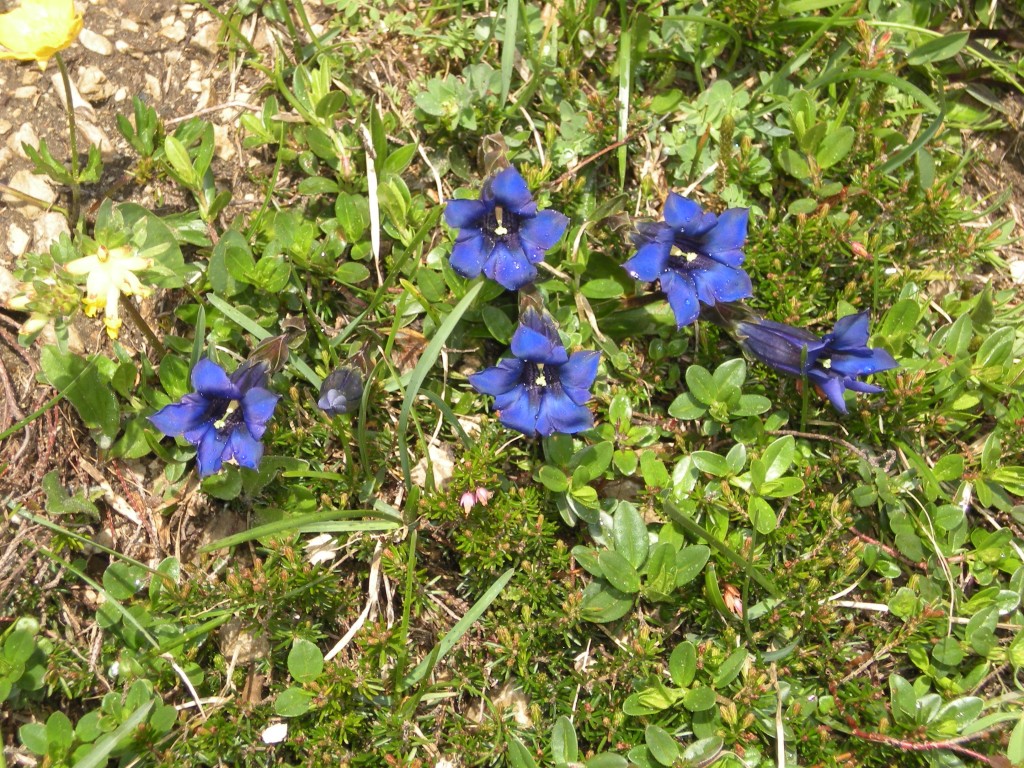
[401, 567, 515, 689]
[500, 0, 519, 104]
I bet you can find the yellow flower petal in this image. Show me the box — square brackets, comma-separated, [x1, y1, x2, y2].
[0, 0, 82, 63]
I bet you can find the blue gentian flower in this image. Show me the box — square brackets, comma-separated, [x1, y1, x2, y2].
[318, 365, 363, 416]
[149, 358, 280, 477]
[734, 311, 898, 414]
[469, 309, 600, 437]
[444, 166, 569, 291]
[623, 193, 752, 327]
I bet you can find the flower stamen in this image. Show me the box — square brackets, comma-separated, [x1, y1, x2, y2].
[493, 206, 508, 236]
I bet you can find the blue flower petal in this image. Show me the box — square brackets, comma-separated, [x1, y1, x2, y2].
[828, 312, 871, 349]
[660, 271, 700, 327]
[623, 240, 670, 282]
[449, 234, 490, 279]
[519, 210, 569, 259]
[227, 426, 263, 470]
[489, 167, 536, 217]
[191, 358, 237, 399]
[845, 379, 884, 394]
[736, 319, 823, 375]
[700, 208, 748, 265]
[535, 390, 593, 436]
[809, 372, 849, 414]
[496, 387, 538, 437]
[444, 199, 490, 229]
[196, 429, 229, 477]
[148, 394, 212, 437]
[663, 193, 704, 232]
[829, 348, 897, 377]
[485, 241, 536, 291]
[558, 351, 600, 405]
[493, 383, 528, 412]
[470, 359, 525, 396]
[690, 261, 753, 304]
[184, 420, 215, 446]
[511, 312, 568, 365]
[241, 387, 280, 440]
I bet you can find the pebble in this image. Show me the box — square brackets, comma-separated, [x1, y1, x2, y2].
[144, 73, 162, 101]
[79, 28, 114, 56]
[13, 86, 39, 101]
[161, 19, 187, 43]
[8, 123, 40, 159]
[192, 17, 221, 54]
[33, 212, 70, 252]
[1010, 260, 1024, 285]
[77, 66, 115, 103]
[0, 120, 10, 135]
[3, 169, 57, 218]
[7, 224, 32, 258]
[114, 86, 128, 102]
[121, 19, 139, 33]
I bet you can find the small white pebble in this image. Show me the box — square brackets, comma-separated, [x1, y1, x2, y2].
[261, 722, 288, 744]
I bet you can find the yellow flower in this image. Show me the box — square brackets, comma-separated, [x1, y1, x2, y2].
[0, 0, 83, 66]
[66, 245, 153, 339]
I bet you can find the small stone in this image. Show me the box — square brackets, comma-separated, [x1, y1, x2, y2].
[7, 224, 32, 258]
[213, 123, 235, 162]
[77, 66, 115, 103]
[1010, 259, 1024, 285]
[13, 86, 38, 100]
[114, 40, 130, 53]
[0, 147, 12, 174]
[79, 28, 114, 55]
[9, 123, 39, 159]
[121, 18, 139, 33]
[192, 19, 221, 54]
[144, 74, 162, 101]
[32, 212, 70, 252]
[0, 264, 20, 307]
[161, 19, 187, 43]
[0, 120, 11, 135]
[114, 86, 128, 102]
[3, 170, 56, 219]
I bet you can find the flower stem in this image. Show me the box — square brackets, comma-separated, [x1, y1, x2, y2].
[120, 296, 166, 357]
[0, 183, 68, 216]
[54, 52, 80, 229]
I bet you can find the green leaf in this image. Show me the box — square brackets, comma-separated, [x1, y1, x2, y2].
[1008, 717, 1024, 765]
[691, 451, 731, 477]
[761, 435, 795, 481]
[163, 135, 197, 186]
[815, 125, 855, 169]
[274, 686, 314, 717]
[713, 648, 748, 688]
[685, 365, 714, 404]
[288, 638, 324, 683]
[747, 496, 777, 534]
[19, 722, 48, 756]
[586, 754, 628, 768]
[711, 359, 746, 393]
[581, 278, 625, 299]
[675, 545, 710, 586]
[40, 349, 119, 442]
[102, 562, 146, 601]
[551, 716, 578, 765]
[907, 31, 969, 66]
[889, 674, 917, 724]
[46, 711, 74, 753]
[639, 451, 671, 491]
[71, 699, 153, 768]
[598, 550, 641, 594]
[538, 465, 570, 493]
[571, 546, 604, 578]
[613, 503, 649, 569]
[683, 685, 717, 712]
[669, 641, 697, 687]
[580, 581, 634, 623]
[667, 392, 707, 420]
[645, 725, 679, 766]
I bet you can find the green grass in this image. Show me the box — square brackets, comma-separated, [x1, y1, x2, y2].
[3, 0, 1024, 767]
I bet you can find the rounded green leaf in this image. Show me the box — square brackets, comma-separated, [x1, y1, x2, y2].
[275, 686, 314, 717]
[598, 550, 641, 594]
[683, 685, 717, 712]
[645, 724, 679, 766]
[287, 638, 324, 683]
[669, 641, 697, 687]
